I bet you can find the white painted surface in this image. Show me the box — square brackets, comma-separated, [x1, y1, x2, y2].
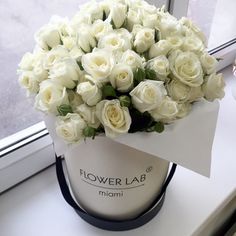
[0, 66, 235, 235]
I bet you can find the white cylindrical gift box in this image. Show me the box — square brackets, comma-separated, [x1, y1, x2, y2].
[64, 136, 169, 221]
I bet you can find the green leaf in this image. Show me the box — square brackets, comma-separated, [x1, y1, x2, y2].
[57, 104, 73, 116]
[83, 126, 96, 139]
[134, 68, 145, 85]
[77, 61, 84, 71]
[102, 85, 117, 98]
[154, 122, 165, 133]
[145, 68, 156, 80]
[119, 95, 131, 107]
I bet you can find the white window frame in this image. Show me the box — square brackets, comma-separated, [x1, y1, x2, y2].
[1, 0, 236, 193]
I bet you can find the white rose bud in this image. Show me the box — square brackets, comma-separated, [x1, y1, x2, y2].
[110, 3, 127, 28]
[130, 80, 167, 113]
[35, 25, 61, 50]
[77, 81, 102, 106]
[169, 50, 203, 87]
[96, 99, 131, 138]
[134, 27, 155, 53]
[92, 19, 112, 40]
[19, 71, 39, 94]
[35, 80, 68, 113]
[33, 60, 48, 82]
[110, 63, 134, 92]
[127, 9, 141, 31]
[78, 25, 96, 53]
[62, 36, 77, 50]
[44, 45, 69, 70]
[149, 40, 171, 59]
[77, 104, 100, 128]
[98, 29, 132, 52]
[200, 52, 218, 75]
[176, 102, 192, 119]
[18, 52, 34, 70]
[82, 49, 115, 82]
[167, 79, 191, 102]
[69, 46, 84, 61]
[202, 73, 225, 101]
[56, 113, 86, 143]
[149, 97, 178, 123]
[148, 55, 170, 80]
[49, 58, 81, 89]
[142, 13, 158, 29]
[120, 49, 143, 71]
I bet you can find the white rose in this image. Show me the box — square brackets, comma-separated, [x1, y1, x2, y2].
[69, 46, 84, 61]
[120, 49, 143, 71]
[202, 73, 225, 101]
[79, 0, 104, 22]
[142, 13, 158, 29]
[180, 17, 206, 44]
[49, 58, 81, 89]
[126, 9, 141, 31]
[67, 90, 83, 112]
[149, 40, 171, 59]
[35, 80, 68, 113]
[98, 29, 132, 52]
[176, 102, 191, 119]
[33, 60, 48, 82]
[167, 79, 191, 102]
[109, 2, 127, 28]
[92, 19, 113, 40]
[35, 25, 61, 50]
[78, 24, 97, 53]
[62, 36, 77, 50]
[56, 113, 86, 143]
[182, 36, 204, 52]
[130, 80, 167, 113]
[110, 63, 134, 92]
[148, 56, 170, 80]
[77, 81, 102, 106]
[19, 71, 39, 94]
[134, 27, 155, 53]
[82, 49, 115, 81]
[96, 99, 131, 138]
[167, 36, 183, 50]
[77, 104, 100, 128]
[149, 97, 178, 123]
[44, 45, 69, 69]
[18, 52, 34, 70]
[169, 50, 203, 87]
[200, 52, 218, 75]
[188, 86, 204, 102]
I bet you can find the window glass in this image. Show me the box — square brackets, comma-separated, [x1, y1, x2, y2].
[187, 0, 236, 49]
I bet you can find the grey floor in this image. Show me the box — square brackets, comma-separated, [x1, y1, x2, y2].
[0, 0, 235, 139]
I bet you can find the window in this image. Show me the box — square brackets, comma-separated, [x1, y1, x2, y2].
[0, 0, 235, 192]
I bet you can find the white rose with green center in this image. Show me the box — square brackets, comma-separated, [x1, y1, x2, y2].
[56, 113, 86, 143]
[110, 64, 134, 92]
[96, 99, 131, 138]
[82, 49, 115, 82]
[35, 80, 68, 113]
[130, 80, 167, 113]
[169, 50, 203, 87]
[202, 73, 225, 101]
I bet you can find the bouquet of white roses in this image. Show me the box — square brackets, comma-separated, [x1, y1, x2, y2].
[18, 0, 225, 144]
